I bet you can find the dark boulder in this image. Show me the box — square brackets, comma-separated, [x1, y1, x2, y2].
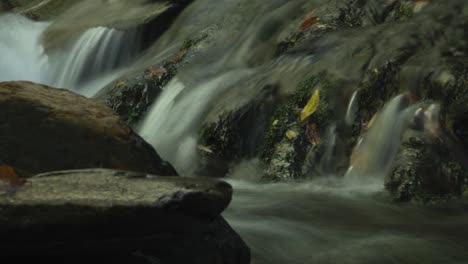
[0, 169, 250, 264]
[0, 81, 176, 176]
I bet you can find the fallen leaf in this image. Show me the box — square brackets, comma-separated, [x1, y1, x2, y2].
[197, 145, 214, 154]
[286, 130, 298, 140]
[306, 123, 320, 145]
[0, 165, 27, 187]
[300, 16, 320, 31]
[300, 88, 320, 121]
[116, 81, 126, 88]
[146, 67, 168, 79]
[366, 112, 379, 130]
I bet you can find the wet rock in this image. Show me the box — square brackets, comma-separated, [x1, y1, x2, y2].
[276, 0, 418, 55]
[0, 81, 176, 177]
[104, 67, 176, 126]
[261, 74, 344, 180]
[41, 0, 195, 52]
[385, 132, 467, 203]
[0, 169, 250, 264]
[198, 85, 279, 177]
[100, 36, 206, 126]
[0, 0, 77, 20]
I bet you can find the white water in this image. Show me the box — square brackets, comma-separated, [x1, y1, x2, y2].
[346, 94, 414, 180]
[0, 14, 137, 96]
[138, 0, 312, 175]
[139, 70, 255, 174]
[2, 2, 468, 264]
[224, 177, 468, 264]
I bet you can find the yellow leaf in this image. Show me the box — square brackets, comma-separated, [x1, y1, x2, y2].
[367, 112, 378, 129]
[272, 120, 279, 126]
[300, 88, 320, 121]
[286, 130, 298, 140]
[116, 81, 126, 88]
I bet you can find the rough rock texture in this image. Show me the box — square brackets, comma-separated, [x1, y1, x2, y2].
[0, 81, 176, 177]
[100, 35, 207, 126]
[195, 0, 468, 202]
[0, 169, 250, 264]
[198, 84, 280, 177]
[385, 131, 468, 203]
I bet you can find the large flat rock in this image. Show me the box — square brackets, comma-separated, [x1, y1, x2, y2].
[0, 81, 176, 176]
[0, 169, 232, 218]
[0, 169, 249, 264]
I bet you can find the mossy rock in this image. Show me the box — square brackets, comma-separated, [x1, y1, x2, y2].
[261, 73, 344, 180]
[198, 84, 280, 177]
[385, 131, 467, 203]
[103, 35, 206, 126]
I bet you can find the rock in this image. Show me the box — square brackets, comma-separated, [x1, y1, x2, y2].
[99, 35, 207, 126]
[198, 84, 279, 177]
[385, 131, 467, 203]
[0, 169, 250, 263]
[261, 74, 345, 180]
[41, 0, 195, 52]
[0, 0, 78, 20]
[0, 81, 177, 177]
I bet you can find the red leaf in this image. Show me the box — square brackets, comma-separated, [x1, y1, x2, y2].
[300, 16, 320, 31]
[0, 165, 27, 187]
[146, 67, 168, 79]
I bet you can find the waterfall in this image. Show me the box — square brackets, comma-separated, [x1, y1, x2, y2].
[0, 14, 139, 96]
[345, 94, 416, 181]
[137, 0, 310, 175]
[139, 70, 254, 175]
[46, 27, 138, 93]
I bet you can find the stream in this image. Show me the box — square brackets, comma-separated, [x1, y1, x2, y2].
[1, 0, 468, 263]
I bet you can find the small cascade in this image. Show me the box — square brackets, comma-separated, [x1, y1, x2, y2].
[45, 27, 139, 92]
[345, 94, 416, 181]
[0, 14, 140, 96]
[0, 14, 48, 83]
[137, 0, 311, 175]
[139, 70, 254, 175]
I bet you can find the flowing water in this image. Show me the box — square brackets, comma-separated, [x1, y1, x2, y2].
[1, 0, 468, 263]
[0, 14, 138, 96]
[225, 176, 468, 264]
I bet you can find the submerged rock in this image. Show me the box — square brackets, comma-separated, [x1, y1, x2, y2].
[0, 81, 176, 177]
[0, 0, 77, 20]
[0, 169, 250, 263]
[41, 0, 195, 52]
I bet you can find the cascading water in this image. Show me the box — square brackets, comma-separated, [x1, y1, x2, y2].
[138, 0, 312, 175]
[134, 0, 468, 262]
[3, 0, 468, 263]
[139, 70, 255, 175]
[0, 13, 138, 96]
[345, 94, 414, 181]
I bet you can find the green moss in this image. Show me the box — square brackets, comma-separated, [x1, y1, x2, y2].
[260, 75, 319, 161]
[259, 73, 345, 181]
[332, 0, 365, 28]
[393, 1, 414, 22]
[106, 34, 208, 125]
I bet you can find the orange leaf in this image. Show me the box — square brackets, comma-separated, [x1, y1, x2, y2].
[0, 165, 27, 187]
[306, 123, 320, 145]
[147, 67, 168, 79]
[300, 16, 320, 31]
